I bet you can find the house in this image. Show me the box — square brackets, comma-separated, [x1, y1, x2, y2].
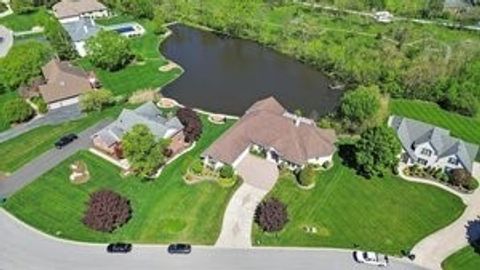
[92, 102, 186, 158]
[61, 17, 101, 57]
[53, 0, 109, 23]
[389, 115, 479, 174]
[202, 97, 337, 171]
[38, 59, 98, 109]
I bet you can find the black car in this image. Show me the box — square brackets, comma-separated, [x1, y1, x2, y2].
[107, 243, 132, 253]
[54, 133, 78, 149]
[167, 243, 191, 254]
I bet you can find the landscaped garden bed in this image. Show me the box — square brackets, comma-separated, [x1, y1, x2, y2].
[403, 165, 479, 194]
[2, 116, 238, 243]
[184, 160, 239, 188]
[253, 154, 466, 255]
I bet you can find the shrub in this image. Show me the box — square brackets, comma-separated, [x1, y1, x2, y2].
[80, 89, 114, 112]
[31, 96, 48, 114]
[464, 178, 479, 191]
[176, 107, 203, 142]
[255, 197, 289, 232]
[4, 98, 34, 124]
[191, 160, 204, 175]
[322, 161, 331, 169]
[83, 190, 132, 232]
[298, 165, 316, 187]
[220, 165, 234, 179]
[449, 168, 473, 187]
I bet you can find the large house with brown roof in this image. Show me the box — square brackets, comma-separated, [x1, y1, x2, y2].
[39, 59, 98, 109]
[202, 97, 337, 171]
[53, 0, 109, 23]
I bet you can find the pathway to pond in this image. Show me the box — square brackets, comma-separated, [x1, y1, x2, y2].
[161, 24, 343, 117]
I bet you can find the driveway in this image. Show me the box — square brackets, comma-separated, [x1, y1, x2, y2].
[0, 104, 84, 143]
[0, 120, 111, 198]
[0, 25, 13, 57]
[215, 154, 279, 248]
[0, 209, 424, 270]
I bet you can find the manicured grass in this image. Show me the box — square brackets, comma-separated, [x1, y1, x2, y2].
[77, 20, 182, 96]
[253, 154, 465, 255]
[3, 117, 237, 244]
[0, 8, 51, 32]
[0, 106, 124, 173]
[390, 99, 480, 145]
[0, 92, 19, 132]
[442, 246, 480, 270]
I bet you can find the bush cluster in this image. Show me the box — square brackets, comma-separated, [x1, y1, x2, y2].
[297, 165, 316, 187]
[4, 98, 34, 124]
[219, 165, 234, 179]
[191, 159, 204, 175]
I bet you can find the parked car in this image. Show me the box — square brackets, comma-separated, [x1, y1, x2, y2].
[353, 251, 389, 267]
[107, 243, 132, 253]
[167, 243, 191, 254]
[54, 133, 78, 149]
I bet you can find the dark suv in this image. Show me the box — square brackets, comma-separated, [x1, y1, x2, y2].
[54, 134, 78, 149]
[107, 243, 132, 253]
[167, 243, 191, 254]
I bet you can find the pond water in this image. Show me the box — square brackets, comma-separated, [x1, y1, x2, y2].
[161, 24, 343, 117]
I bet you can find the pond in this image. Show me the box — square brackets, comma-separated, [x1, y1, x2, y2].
[161, 24, 343, 117]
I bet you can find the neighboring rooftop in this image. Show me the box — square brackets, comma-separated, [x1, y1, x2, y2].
[39, 59, 94, 103]
[93, 102, 184, 147]
[53, 0, 107, 19]
[390, 115, 479, 173]
[61, 17, 100, 42]
[203, 97, 336, 166]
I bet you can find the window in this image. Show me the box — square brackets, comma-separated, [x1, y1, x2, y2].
[420, 148, 432, 157]
[418, 158, 428, 166]
[448, 157, 458, 165]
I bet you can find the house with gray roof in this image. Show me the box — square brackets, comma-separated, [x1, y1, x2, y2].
[389, 115, 479, 173]
[92, 102, 185, 158]
[61, 17, 100, 57]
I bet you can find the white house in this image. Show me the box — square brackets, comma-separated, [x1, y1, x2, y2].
[53, 0, 109, 23]
[389, 115, 479, 174]
[202, 97, 337, 171]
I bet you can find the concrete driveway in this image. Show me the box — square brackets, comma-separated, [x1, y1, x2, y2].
[0, 25, 13, 57]
[215, 154, 279, 248]
[0, 120, 111, 198]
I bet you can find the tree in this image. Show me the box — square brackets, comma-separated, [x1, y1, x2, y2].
[450, 168, 475, 189]
[340, 85, 381, 124]
[10, 0, 35, 13]
[83, 190, 132, 232]
[80, 89, 114, 112]
[44, 18, 77, 60]
[0, 41, 50, 90]
[122, 124, 169, 177]
[86, 31, 134, 71]
[4, 98, 35, 124]
[355, 126, 401, 178]
[152, 7, 167, 35]
[176, 107, 203, 142]
[255, 197, 288, 232]
[442, 83, 478, 117]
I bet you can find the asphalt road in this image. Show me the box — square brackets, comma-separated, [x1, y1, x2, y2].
[0, 210, 426, 270]
[0, 120, 112, 198]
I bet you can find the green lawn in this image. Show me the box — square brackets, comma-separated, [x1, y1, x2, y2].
[77, 20, 182, 96]
[0, 106, 124, 174]
[253, 154, 465, 255]
[0, 92, 19, 132]
[3, 117, 238, 243]
[0, 8, 51, 32]
[442, 246, 480, 270]
[390, 99, 480, 146]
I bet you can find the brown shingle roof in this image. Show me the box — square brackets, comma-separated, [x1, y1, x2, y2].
[203, 97, 336, 165]
[53, 0, 107, 19]
[39, 59, 93, 103]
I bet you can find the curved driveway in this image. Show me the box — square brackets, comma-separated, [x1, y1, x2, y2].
[0, 209, 424, 270]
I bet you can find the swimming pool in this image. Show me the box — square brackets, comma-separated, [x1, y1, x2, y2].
[113, 26, 135, 34]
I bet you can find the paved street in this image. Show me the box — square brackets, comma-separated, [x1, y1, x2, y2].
[0, 104, 84, 143]
[0, 120, 111, 198]
[0, 209, 425, 270]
